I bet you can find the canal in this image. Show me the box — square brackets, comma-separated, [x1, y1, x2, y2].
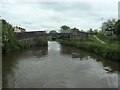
[2, 41, 120, 88]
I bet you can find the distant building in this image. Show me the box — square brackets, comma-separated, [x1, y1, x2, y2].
[14, 26, 26, 33]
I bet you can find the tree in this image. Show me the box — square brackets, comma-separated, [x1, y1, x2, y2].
[70, 27, 79, 33]
[93, 29, 98, 34]
[88, 28, 94, 34]
[2, 19, 22, 53]
[49, 30, 57, 34]
[114, 20, 120, 37]
[60, 25, 70, 33]
[101, 19, 116, 36]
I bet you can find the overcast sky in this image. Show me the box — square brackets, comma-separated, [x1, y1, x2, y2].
[0, 0, 119, 32]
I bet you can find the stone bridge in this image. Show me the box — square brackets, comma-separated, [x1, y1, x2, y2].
[49, 32, 88, 41]
[15, 31, 48, 46]
[15, 31, 88, 46]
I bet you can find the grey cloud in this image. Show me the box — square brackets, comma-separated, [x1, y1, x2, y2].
[37, 2, 92, 11]
[1, 1, 118, 32]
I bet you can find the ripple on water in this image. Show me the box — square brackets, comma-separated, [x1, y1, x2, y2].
[2, 41, 119, 88]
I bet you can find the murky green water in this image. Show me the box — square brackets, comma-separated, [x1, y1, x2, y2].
[0, 51, 2, 89]
[2, 41, 119, 88]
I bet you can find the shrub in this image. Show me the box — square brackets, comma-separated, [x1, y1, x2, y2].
[60, 40, 120, 62]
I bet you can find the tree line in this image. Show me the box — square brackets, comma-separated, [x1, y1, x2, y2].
[60, 25, 80, 33]
[89, 19, 120, 38]
[58, 19, 120, 39]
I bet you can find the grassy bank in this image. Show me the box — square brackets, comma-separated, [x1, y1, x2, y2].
[59, 38, 120, 62]
[95, 33, 119, 44]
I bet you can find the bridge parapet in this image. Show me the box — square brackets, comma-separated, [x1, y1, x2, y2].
[48, 32, 88, 41]
[15, 31, 48, 47]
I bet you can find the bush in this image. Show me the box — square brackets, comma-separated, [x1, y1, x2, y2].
[60, 40, 120, 62]
[2, 19, 23, 53]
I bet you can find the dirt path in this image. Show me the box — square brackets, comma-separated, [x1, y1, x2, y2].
[93, 35, 106, 44]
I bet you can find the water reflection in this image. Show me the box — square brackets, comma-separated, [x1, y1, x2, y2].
[3, 46, 48, 88]
[61, 45, 120, 74]
[2, 41, 119, 88]
[60, 46, 89, 60]
[0, 49, 2, 89]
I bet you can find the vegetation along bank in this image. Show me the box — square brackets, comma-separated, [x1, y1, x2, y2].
[2, 19, 48, 53]
[59, 19, 120, 62]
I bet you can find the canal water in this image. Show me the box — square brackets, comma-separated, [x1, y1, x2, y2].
[0, 50, 2, 89]
[2, 41, 119, 88]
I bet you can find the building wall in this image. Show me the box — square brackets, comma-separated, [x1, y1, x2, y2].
[14, 27, 25, 33]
